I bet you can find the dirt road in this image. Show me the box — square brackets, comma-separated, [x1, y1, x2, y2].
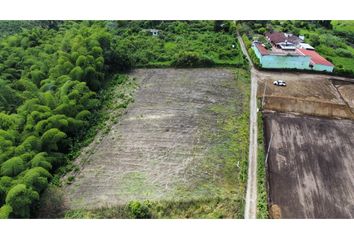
[64, 68, 247, 210]
[237, 33, 258, 219]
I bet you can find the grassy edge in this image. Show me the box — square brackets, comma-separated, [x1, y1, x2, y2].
[256, 100, 268, 218]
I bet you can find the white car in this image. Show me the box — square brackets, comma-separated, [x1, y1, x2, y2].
[273, 80, 287, 86]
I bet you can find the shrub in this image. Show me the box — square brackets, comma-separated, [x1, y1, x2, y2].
[334, 48, 353, 58]
[127, 201, 152, 219]
[37, 185, 66, 218]
[171, 52, 214, 68]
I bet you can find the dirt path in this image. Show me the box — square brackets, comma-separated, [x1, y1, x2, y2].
[64, 68, 246, 210]
[238, 32, 258, 219]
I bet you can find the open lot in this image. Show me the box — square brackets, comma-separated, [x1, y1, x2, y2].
[256, 70, 354, 119]
[64, 68, 248, 213]
[333, 80, 354, 112]
[264, 111, 354, 218]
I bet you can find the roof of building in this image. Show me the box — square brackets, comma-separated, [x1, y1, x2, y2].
[299, 43, 315, 50]
[254, 42, 269, 55]
[298, 49, 334, 66]
[265, 32, 303, 45]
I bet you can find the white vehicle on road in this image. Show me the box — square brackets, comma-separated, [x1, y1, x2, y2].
[273, 80, 287, 86]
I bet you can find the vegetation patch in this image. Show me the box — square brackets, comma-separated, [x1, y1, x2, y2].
[0, 21, 133, 218]
[64, 197, 244, 219]
[256, 108, 268, 218]
[110, 21, 245, 67]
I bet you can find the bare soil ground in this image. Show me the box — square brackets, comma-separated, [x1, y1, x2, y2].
[64, 68, 246, 210]
[264, 111, 354, 218]
[333, 81, 354, 112]
[256, 71, 343, 104]
[256, 71, 354, 119]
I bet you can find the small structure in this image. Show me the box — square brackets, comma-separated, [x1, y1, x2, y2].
[298, 43, 315, 50]
[298, 49, 334, 72]
[148, 29, 160, 36]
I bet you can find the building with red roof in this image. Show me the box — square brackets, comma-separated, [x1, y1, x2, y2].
[250, 32, 334, 73]
[297, 48, 334, 72]
[251, 42, 312, 70]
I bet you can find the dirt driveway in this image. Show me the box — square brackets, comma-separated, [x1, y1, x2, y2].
[64, 68, 246, 210]
[256, 70, 354, 119]
[264, 111, 354, 218]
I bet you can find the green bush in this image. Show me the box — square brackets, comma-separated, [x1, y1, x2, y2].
[0, 204, 13, 219]
[5, 184, 39, 218]
[0, 157, 25, 177]
[22, 167, 52, 192]
[127, 201, 152, 219]
[334, 48, 353, 57]
[172, 52, 215, 68]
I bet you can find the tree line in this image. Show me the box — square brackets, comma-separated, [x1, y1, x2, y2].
[0, 21, 132, 218]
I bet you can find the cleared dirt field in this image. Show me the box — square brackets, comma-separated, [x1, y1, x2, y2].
[264, 111, 354, 218]
[256, 71, 354, 119]
[333, 81, 354, 112]
[64, 68, 248, 210]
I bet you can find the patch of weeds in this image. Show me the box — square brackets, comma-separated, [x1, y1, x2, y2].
[64, 197, 244, 219]
[173, 68, 250, 217]
[127, 200, 152, 219]
[256, 106, 268, 218]
[66, 176, 75, 185]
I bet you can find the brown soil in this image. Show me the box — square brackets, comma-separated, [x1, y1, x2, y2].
[264, 111, 354, 218]
[255, 70, 354, 119]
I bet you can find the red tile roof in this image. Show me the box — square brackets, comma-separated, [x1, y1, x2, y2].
[255, 42, 268, 55]
[298, 49, 334, 66]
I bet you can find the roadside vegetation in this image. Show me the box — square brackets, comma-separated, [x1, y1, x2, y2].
[238, 20, 354, 77]
[256, 107, 268, 218]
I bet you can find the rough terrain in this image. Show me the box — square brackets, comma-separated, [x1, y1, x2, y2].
[264, 111, 354, 218]
[64, 68, 246, 210]
[256, 71, 354, 119]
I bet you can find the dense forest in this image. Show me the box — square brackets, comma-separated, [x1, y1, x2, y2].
[0, 20, 242, 218]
